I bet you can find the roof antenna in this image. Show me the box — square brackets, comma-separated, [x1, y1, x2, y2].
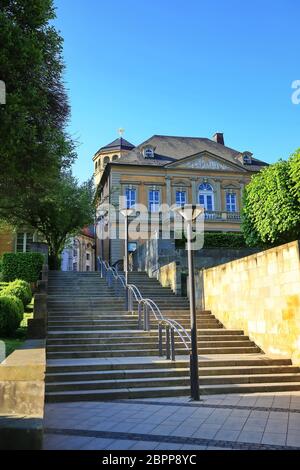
[118, 128, 125, 137]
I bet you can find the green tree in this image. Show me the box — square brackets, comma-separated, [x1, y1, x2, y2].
[5, 173, 95, 270]
[0, 0, 75, 211]
[289, 149, 300, 203]
[242, 156, 300, 246]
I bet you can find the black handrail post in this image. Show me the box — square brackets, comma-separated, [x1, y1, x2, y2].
[158, 323, 163, 356]
[138, 303, 142, 329]
[166, 325, 171, 359]
[170, 327, 176, 361]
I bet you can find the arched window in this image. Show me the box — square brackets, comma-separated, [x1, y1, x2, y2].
[112, 155, 119, 161]
[103, 156, 110, 166]
[95, 161, 98, 170]
[198, 183, 214, 211]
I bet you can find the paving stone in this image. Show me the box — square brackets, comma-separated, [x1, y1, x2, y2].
[192, 424, 221, 439]
[237, 430, 263, 444]
[261, 433, 287, 446]
[106, 439, 138, 450]
[79, 438, 115, 450]
[214, 429, 240, 441]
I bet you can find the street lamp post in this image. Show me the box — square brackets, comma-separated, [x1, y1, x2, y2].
[172, 204, 204, 401]
[120, 208, 134, 308]
[96, 209, 107, 277]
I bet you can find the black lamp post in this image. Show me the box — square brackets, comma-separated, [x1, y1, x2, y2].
[96, 209, 107, 276]
[172, 204, 204, 401]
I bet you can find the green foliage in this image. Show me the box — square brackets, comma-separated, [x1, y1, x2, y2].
[203, 232, 248, 248]
[242, 154, 300, 246]
[289, 149, 300, 203]
[1, 279, 32, 307]
[0, 295, 23, 336]
[0, 0, 76, 235]
[175, 231, 248, 249]
[1, 253, 44, 283]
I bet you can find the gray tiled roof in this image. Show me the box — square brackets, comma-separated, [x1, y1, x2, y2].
[112, 135, 268, 171]
[97, 137, 135, 153]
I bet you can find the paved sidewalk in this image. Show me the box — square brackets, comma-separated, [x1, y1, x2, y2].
[44, 391, 300, 450]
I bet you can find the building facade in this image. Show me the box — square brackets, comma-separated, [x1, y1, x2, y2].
[95, 133, 268, 265]
[61, 227, 95, 272]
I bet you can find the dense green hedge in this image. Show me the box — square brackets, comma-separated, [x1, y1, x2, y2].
[0, 295, 23, 336]
[203, 232, 248, 248]
[175, 232, 248, 249]
[1, 252, 44, 283]
[1, 279, 32, 307]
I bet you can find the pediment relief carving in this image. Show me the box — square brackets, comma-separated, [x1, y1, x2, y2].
[171, 154, 240, 172]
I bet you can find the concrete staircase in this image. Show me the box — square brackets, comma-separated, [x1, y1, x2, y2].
[45, 271, 300, 402]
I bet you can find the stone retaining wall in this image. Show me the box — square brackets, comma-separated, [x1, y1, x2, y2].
[203, 241, 300, 364]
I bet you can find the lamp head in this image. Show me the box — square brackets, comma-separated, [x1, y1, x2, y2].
[120, 208, 134, 217]
[96, 208, 108, 221]
[172, 204, 204, 222]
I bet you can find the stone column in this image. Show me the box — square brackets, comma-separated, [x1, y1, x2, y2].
[165, 176, 171, 206]
[213, 179, 222, 211]
[191, 177, 198, 204]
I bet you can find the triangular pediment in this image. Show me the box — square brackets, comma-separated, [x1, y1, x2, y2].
[165, 151, 246, 172]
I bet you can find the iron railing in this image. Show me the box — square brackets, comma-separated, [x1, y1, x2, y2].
[97, 257, 191, 360]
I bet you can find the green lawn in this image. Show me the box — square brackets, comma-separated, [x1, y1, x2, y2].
[0, 299, 34, 359]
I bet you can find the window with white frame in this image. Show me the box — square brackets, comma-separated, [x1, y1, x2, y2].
[125, 188, 136, 209]
[149, 189, 160, 212]
[226, 192, 237, 212]
[16, 232, 34, 253]
[176, 190, 187, 206]
[198, 183, 214, 211]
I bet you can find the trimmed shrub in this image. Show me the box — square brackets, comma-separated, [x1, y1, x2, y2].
[1, 279, 32, 307]
[175, 231, 248, 249]
[0, 295, 23, 336]
[203, 232, 248, 248]
[2, 252, 44, 283]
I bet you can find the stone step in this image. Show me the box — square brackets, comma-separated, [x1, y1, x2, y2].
[45, 381, 300, 402]
[46, 358, 293, 374]
[46, 334, 248, 345]
[46, 340, 256, 352]
[45, 365, 300, 382]
[45, 372, 300, 393]
[47, 328, 239, 338]
[46, 346, 261, 358]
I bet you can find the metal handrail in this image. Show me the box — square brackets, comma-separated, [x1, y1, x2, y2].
[97, 256, 191, 360]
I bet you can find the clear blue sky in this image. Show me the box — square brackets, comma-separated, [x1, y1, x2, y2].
[54, 0, 300, 182]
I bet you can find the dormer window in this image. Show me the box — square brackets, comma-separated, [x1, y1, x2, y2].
[243, 155, 252, 165]
[242, 152, 252, 165]
[143, 147, 154, 159]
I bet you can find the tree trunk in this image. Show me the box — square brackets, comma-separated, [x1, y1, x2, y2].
[48, 252, 61, 270]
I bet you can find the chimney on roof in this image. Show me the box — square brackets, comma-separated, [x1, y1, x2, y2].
[213, 132, 224, 145]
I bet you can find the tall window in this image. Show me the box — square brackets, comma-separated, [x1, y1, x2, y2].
[16, 232, 34, 253]
[226, 192, 237, 212]
[149, 190, 160, 212]
[176, 190, 187, 206]
[198, 183, 214, 211]
[126, 188, 136, 209]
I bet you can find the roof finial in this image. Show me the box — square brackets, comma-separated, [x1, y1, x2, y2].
[118, 128, 125, 137]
